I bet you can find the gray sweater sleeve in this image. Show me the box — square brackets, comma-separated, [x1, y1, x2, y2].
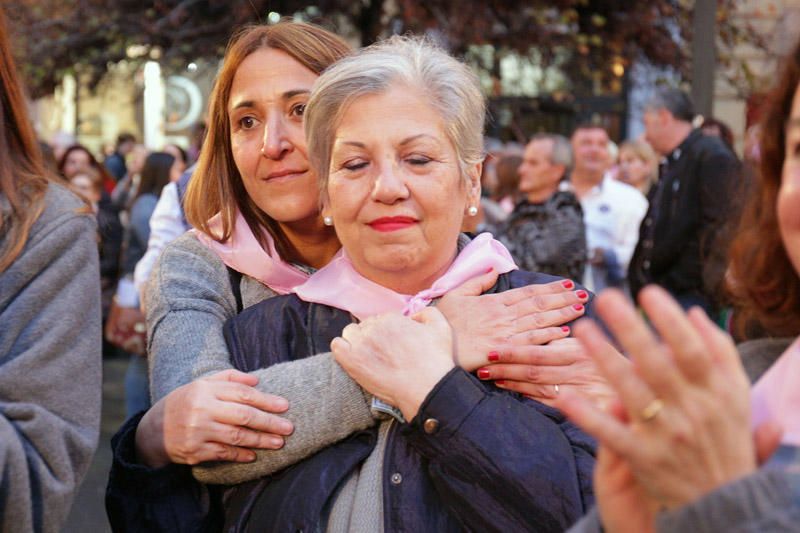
[567, 463, 800, 533]
[655, 466, 800, 533]
[0, 185, 102, 533]
[565, 507, 603, 533]
[145, 233, 374, 484]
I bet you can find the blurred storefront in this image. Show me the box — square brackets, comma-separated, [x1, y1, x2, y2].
[32, 55, 215, 158]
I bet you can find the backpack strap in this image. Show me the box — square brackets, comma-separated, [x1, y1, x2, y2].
[226, 266, 244, 314]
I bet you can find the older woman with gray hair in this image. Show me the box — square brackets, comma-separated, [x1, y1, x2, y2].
[191, 35, 596, 532]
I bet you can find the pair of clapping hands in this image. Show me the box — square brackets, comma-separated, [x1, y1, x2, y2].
[555, 286, 782, 532]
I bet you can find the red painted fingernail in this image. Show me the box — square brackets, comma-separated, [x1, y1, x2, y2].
[561, 280, 575, 289]
[488, 351, 500, 362]
[485, 267, 494, 274]
[495, 380, 506, 386]
[573, 304, 584, 311]
[477, 368, 491, 379]
[576, 290, 588, 299]
[561, 325, 570, 333]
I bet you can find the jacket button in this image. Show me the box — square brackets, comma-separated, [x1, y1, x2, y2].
[423, 418, 440, 434]
[391, 472, 403, 485]
[643, 260, 651, 269]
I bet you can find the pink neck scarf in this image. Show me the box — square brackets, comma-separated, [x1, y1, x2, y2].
[751, 337, 800, 446]
[194, 211, 311, 295]
[293, 232, 518, 320]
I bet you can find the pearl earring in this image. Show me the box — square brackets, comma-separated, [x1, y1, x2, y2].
[467, 206, 478, 217]
[323, 216, 334, 226]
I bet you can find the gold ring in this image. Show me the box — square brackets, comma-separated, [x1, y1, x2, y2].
[640, 399, 664, 422]
[554, 384, 560, 396]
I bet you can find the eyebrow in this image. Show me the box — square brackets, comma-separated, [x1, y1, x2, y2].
[338, 134, 438, 149]
[230, 90, 311, 111]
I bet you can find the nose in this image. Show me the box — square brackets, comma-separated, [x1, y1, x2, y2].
[260, 114, 293, 160]
[371, 159, 409, 204]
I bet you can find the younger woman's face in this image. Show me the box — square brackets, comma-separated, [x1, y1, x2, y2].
[779, 81, 800, 274]
[228, 47, 320, 226]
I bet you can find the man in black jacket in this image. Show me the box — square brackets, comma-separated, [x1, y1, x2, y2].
[629, 88, 741, 317]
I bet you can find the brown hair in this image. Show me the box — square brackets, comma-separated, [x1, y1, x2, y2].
[58, 144, 114, 184]
[0, 7, 50, 271]
[728, 36, 800, 338]
[183, 21, 351, 260]
[493, 155, 522, 201]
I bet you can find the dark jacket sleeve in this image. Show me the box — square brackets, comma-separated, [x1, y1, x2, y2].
[402, 368, 596, 532]
[105, 412, 222, 532]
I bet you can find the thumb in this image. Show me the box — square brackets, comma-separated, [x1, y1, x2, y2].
[448, 268, 499, 297]
[411, 307, 450, 329]
[754, 420, 783, 465]
[208, 368, 259, 387]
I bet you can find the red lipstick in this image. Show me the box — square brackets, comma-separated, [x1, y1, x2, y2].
[368, 216, 417, 232]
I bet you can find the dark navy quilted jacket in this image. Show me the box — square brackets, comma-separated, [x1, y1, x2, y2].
[106, 270, 596, 532]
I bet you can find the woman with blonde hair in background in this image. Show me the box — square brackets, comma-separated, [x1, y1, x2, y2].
[617, 139, 658, 196]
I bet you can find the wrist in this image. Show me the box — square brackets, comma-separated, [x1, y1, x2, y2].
[396, 362, 455, 421]
[134, 408, 170, 468]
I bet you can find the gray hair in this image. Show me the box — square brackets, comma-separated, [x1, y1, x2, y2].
[645, 87, 695, 122]
[305, 35, 486, 200]
[530, 133, 572, 171]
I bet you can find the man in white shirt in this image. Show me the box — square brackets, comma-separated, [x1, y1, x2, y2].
[569, 124, 648, 293]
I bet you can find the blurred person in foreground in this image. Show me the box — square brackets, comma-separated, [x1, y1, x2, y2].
[629, 88, 741, 319]
[570, 124, 648, 292]
[563, 34, 800, 532]
[617, 139, 659, 196]
[0, 6, 102, 531]
[494, 133, 586, 280]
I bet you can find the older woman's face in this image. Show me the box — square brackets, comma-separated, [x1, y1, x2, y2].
[779, 81, 800, 274]
[228, 47, 319, 224]
[325, 86, 480, 294]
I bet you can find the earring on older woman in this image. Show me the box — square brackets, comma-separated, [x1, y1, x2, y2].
[467, 206, 478, 217]
[323, 216, 334, 226]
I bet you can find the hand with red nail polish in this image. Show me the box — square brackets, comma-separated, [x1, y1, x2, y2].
[438, 275, 592, 372]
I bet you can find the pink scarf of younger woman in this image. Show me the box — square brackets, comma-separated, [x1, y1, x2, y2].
[293, 232, 518, 321]
[751, 337, 800, 446]
[194, 211, 310, 295]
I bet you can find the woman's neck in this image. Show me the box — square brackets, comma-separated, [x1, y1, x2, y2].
[279, 217, 340, 270]
[353, 246, 459, 296]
